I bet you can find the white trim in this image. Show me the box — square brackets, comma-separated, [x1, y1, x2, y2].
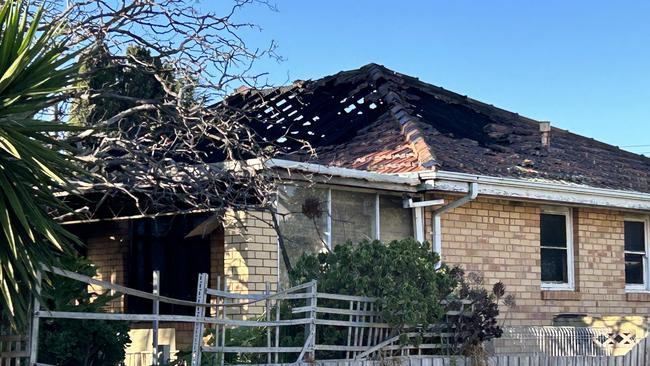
[264, 159, 420, 186]
[428, 170, 650, 211]
[540, 207, 575, 291]
[374, 194, 381, 240]
[624, 216, 650, 292]
[326, 188, 332, 249]
[413, 207, 425, 243]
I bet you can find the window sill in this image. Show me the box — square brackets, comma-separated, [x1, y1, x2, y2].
[626, 292, 650, 302]
[541, 290, 581, 301]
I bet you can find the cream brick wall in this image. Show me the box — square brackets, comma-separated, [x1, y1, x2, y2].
[85, 221, 129, 312]
[425, 194, 650, 331]
[222, 209, 279, 319]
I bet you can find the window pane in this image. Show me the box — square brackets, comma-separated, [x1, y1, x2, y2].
[331, 190, 376, 247]
[625, 221, 645, 252]
[541, 248, 568, 283]
[540, 214, 567, 248]
[379, 195, 414, 242]
[277, 185, 329, 283]
[625, 253, 644, 285]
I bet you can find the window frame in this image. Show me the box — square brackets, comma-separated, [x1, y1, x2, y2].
[540, 207, 575, 291]
[276, 184, 424, 250]
[624, 216, 650, 292]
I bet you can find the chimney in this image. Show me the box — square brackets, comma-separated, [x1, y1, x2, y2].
[539, 121, 551, 148]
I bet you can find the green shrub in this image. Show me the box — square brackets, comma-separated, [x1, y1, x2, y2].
[290, 239, 512, 356]
[290, 238, 457, 332]
[38, 256, 131, 366]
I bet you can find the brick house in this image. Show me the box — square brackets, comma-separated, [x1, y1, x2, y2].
[69, 64, 650, 355]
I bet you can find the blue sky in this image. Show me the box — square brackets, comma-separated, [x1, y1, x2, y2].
[206, 1, 650, 154]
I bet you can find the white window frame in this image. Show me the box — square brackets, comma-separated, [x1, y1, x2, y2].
[624, 216, 650, 293]
[540, 207, 575, 291]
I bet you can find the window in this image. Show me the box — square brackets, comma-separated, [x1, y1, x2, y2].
[379, 195, 414, 243]
[540, 208, 574, 290]
[127, 214, 211, 314]
[625, 219, 648, 291]
[331, 190, 377, 246]
[277, 185, 420, 283]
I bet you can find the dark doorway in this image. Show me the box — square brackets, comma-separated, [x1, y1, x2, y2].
[126, 214, 211, 315]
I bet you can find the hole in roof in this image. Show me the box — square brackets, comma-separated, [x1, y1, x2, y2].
[357, 97, 365, 104]
[276, 137, 287, 143]
[276, 99, 287, 107]
[369, 103, 377, 109]
[344, 104, 357, 113]
[302, 121, 311, 126]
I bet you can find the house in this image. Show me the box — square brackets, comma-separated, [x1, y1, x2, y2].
[67, 63, 650, 355]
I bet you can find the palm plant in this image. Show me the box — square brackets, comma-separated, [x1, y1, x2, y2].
[0, 0, 81, 325]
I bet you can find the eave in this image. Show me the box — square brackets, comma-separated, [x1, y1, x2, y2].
[422, 170, 650, 211]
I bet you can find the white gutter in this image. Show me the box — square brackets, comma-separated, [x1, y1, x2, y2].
[264, 159, 420, 186]
[421, 170, 650, 211]
[431, 182, 478, 263]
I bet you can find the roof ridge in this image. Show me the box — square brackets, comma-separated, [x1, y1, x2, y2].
[364, 64, 438, 170]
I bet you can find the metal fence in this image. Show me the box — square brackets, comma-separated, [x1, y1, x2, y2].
[487, 326, 639, 356]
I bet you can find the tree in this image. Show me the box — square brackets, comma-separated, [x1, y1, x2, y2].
[0, 0, 81, 325]
[41, 0, 290, 218]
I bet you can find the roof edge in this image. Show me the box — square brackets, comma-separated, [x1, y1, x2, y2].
[427, 170, 650, 211]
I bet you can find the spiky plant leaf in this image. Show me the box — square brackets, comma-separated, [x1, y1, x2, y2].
[0, 0, 81, 326]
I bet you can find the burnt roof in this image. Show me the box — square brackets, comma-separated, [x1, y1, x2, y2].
[227, 63, 650, 193]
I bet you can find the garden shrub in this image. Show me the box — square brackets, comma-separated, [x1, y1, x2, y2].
[290, 239, 513, 356]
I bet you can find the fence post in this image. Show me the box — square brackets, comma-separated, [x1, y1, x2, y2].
[28, 270, 42, 365]
[220, 276, 228, 366]
[152, 270, 160, 366]
[308, 280, 317, 361]
[266, 281, 272, 364]
[191, 273, 209, 366]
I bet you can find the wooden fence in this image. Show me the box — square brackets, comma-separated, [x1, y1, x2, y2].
[191, 275, 473, 365]
[2, 265, 650, 366]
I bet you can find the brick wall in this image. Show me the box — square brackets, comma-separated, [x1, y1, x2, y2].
[85, 221, 129, 312]
[424, 194, 650, 332]
[222, 209, 279, 318]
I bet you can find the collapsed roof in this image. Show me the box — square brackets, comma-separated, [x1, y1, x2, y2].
[226, 63, 650, 193]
